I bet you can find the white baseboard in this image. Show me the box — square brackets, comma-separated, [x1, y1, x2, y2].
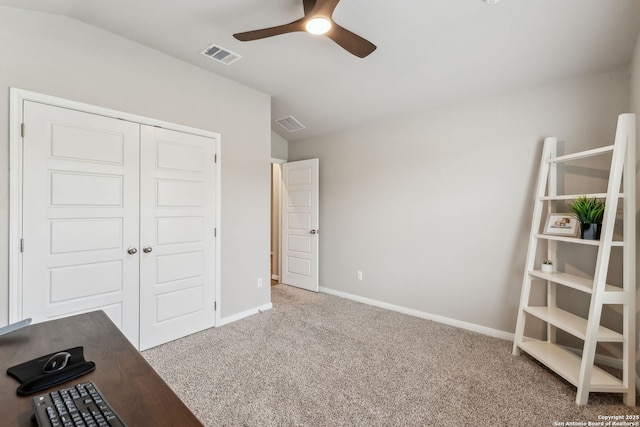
[218, 302, 273, 327]
[271, 274, 279, 281]
[319, 286, 514, 341]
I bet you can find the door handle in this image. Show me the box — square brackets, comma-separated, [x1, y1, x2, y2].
[310, 229, 318, 235]
[127, 247, 138, 255]
[143, 246, 153, 253]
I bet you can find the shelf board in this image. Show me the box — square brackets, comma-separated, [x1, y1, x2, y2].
[534, 234, 624, 247]
[523, 306, 622, 342]
[528, 270, 622, 294]
[518, 339, 624, 392]
[547, 145, 614, 163]
[539, 193, 623, 201]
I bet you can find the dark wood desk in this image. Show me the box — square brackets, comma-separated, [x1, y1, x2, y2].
[0, 311, 203, 426]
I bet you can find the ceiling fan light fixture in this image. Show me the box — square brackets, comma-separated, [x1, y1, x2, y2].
[306, 17, 332, 35]
[233, 0, 376, 58]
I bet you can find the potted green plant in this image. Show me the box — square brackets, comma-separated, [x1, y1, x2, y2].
[541, 259, 553, 273]
[566, 195, 605, 240]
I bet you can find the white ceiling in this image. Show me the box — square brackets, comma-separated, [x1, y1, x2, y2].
[2, 0, 640, 141]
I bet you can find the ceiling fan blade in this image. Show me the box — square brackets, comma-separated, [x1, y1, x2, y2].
[313, 0, 342, 17]
[302, 0, 316, 16]
[326, 23, 376, 58]
[234, 18, 306, 42]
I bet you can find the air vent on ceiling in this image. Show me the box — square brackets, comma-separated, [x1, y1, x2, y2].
[200, 43, 241, 65]
[275, 116, 306, 132]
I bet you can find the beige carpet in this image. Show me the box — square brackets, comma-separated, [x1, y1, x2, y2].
[142, 284, 639, 426]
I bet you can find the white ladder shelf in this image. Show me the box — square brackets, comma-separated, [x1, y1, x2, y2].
[512, 114, 636, 406]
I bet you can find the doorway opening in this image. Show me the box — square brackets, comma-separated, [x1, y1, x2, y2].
[271, 160, 285, 286]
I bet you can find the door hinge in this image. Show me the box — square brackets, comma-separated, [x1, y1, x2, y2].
[214, 154, 217, 164]
[21, 123, 25, 138]
[214, 301, 217, 311]
[20, 239, 24, 253]
[214, 228, 217, 238]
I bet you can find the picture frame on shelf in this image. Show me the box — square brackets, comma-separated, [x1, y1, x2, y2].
[543, 213, 578, 237]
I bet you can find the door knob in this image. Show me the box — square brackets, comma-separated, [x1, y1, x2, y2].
[310, 229, 318, 235]
[143, 246, 153, 253]
[127, 247, 138, 255]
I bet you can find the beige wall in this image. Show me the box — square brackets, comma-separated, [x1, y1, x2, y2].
[0, 7, 272, 323]
[288, 68, 630, 335]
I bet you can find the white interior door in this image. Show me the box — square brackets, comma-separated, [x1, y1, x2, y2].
[281, 159, 319, 292]
[21, 101, 141, 345]
[139, 126, 217, 350]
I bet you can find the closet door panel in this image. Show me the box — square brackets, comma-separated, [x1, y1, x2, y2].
[139, 126, 216, 350]
[21, 101, 141, 346]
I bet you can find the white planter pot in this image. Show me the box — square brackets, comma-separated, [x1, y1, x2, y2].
[541, 264, 553, 273]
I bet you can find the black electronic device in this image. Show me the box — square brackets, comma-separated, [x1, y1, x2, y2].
[31, 381, 126, 427]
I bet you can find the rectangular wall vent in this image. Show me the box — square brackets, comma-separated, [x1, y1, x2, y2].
[200, 43, 241, 65]
[275, 116, 306, 132]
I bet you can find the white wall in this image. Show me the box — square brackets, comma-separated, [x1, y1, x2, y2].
[271, 131, 289, 160]
[0, 7, 272, 323]
[288, 69, 630, 334]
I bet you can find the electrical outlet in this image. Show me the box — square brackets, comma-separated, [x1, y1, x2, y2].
[357, 271, 363, 281]
[257, 278, 263, 288]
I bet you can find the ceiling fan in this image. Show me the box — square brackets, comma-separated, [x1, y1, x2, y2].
[233, 0, 376, 58]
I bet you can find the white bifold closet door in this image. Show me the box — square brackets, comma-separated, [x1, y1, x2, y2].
[22, 101, 141, 345]
[21, 101, 216, 350]
[139, 126, 216, 350]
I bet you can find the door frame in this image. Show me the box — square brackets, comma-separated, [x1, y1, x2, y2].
[8, 88, 222, 325]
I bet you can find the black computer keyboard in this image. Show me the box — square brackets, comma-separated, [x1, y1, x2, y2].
[31, 381, 126, 427]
